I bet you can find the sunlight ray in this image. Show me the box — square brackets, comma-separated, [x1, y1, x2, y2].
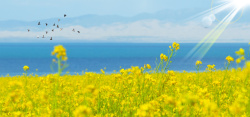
[193, 8, 241, 60]
[185, 8, 236, 59]
[186, 1, 231, 21]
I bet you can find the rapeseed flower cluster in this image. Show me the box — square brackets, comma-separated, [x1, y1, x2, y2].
[23, 65, 29, 76]
[196, 60, 202, 65]
[225, 56, 234, 70]
[74, 105, 93, 117]
[0, 43, 249, 117]
[160, 53, 168, 61]
[156, 42, 180, 72]
[100, 69, 105, 74]
[51, 45, 69, 76]
[144, 64, 151, 69]
[195, 61, 202, 72]
[235, 48, 246, 65]
[172, 42, 180, 51]
[51, 45, 68, 61]
[235, 48, 245, 56]
[23, 65, 29, 71]
[206, 64, 216, 71]
[226, 56, 234, 63]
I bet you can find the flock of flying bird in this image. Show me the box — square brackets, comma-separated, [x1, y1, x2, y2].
[27, 14, 80, 40]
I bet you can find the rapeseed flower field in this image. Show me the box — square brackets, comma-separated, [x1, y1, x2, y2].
[0, 43, 249, 117]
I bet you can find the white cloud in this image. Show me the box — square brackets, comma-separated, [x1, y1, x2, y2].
[0, 20, 249, 43]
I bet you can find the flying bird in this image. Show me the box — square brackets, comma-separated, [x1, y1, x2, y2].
[50, 37, 52, 40]
[45, 23, 48, 26]
[42, 35, 45, 38]
[37, 36, 39, 38]
[60, 28, 63, 31]
[46, 31, 48, 34]
[57, 25, 59, 28]
[52, 29, 54, 32]
[77, 31, 80, 33]
[72, 29, 75, 32]
[27, 29, 30, 32]
[38, 22, 40, 25]
[53, 23, 55, 26]
[64, 14, 67, 17]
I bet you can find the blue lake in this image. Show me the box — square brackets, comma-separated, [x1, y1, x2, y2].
[0, 43, 249, 76]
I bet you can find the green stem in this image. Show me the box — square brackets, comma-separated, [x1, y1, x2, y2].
[163, 51, 173, 72]
[156, 60, 163, 73]
[58, 57, 62, 76]
[25, 70, 27, 77]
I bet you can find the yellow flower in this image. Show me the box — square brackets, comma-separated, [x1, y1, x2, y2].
[101, 69, 105, 74]
[85, 85, 96, 93]
[207, 64, 216, 71]
[163, 55, 168, 61]
[160, 53, 164, 60]
[23, 65, 29, 71]
[13, 111, 23, 117]
[160, 53, 169, 62]
[172, 42, 180, 51]
[120, 69, 125, 74]
[146, 64, 151, 69]
[235, 48, 245, 56]
[236, 58, 241, 64]
[246, 61, 250, 72]
[52, 45, 67, 61]
[168, 70, 175, 76]
[240, 56, 245, 60]
[207, 64, 215, 69]
[226, 56, 234, 63]
[196, 61, 202, 65]
[62, 56, 68, 61]
[73, 106, 92, 117]
[141, 67, 144, 71]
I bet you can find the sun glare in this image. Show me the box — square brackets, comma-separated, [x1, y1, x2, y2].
[187, 0, 250, 60]
[229, 0, 250, 8]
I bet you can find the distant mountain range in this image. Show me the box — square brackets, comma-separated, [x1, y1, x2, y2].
[0, 8, 249, 43]
[1, 8, 235, 31]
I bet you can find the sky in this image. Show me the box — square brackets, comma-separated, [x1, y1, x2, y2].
[0, 0, 212, 21]
[0, 0, 250, 43]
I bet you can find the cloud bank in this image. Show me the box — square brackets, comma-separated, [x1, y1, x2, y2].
[0, 20, 249, 43]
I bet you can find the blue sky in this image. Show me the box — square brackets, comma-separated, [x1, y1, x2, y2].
[0, 0, 249, 43]
[1, 0, 212, 21]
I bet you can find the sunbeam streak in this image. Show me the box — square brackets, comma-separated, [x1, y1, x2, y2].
[187, 1, 231, 20]
[192, 8, 241, 60]
[185, 8, 236, 60]
[185, 0, 249, 61]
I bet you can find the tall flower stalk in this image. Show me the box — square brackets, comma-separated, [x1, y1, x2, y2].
[195, 61, 202, 73]
[225, 56, 234, 70]
[51, 45, 68, 76]
[235, 48, 246, 68]
[156, 42, 180, 73]
[23, 65, 29, 76]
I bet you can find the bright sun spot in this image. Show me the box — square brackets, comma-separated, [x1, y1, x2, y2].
[229, 0, 250, 8]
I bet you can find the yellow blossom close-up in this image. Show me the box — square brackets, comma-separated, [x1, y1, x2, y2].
[23, 65, 29, 71]
[226, 56, 234, 63]
[196, 61, 202, 65]
[235, 48, 245, 56]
